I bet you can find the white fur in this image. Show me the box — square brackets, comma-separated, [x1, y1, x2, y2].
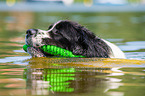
[32, 29, 50, 47]
[102, 39, 126, 59]
[31, 21, 62, 47]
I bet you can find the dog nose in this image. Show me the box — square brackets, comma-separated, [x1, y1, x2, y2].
[26, 29, 37, 35]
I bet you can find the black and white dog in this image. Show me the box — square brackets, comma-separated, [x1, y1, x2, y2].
[25, 20, 125, 58]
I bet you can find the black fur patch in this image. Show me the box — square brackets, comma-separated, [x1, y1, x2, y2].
[42, 20, 111, 58]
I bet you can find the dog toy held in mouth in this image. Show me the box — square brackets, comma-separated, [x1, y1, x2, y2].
[23, 44, 85, 58]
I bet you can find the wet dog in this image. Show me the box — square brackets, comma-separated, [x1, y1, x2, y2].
[25, 20, 125, 58]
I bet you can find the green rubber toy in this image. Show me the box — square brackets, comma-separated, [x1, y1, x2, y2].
[23, 44, 85, 58]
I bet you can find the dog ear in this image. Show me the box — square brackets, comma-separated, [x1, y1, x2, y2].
[71, 24, 106, 57]
[69, 25, 90, 56]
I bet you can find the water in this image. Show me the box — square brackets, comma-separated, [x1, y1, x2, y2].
[0, 4, 145, 96]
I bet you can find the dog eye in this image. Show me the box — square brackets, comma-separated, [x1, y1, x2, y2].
[54, 30, 59, 34]
[53, 29, 59, 34]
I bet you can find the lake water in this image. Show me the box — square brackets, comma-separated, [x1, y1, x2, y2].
[0, 4, 145, 96]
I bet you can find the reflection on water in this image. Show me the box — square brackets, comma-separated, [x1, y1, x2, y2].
[23, 58, 118, 96]
[19, 58, 142, 95]
[119, 41, 145, 51]
[0, 64, 26, 95]
[0, 57, 145, 96]
[24, 67, 111, 95]
[1, 57, 144, 96]
[1, 61, 145, 96]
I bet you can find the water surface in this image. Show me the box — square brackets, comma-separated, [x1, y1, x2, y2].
[0, 9, 145, 96]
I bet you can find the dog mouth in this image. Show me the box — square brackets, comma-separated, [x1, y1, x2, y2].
[31, 46, 54, 57]
[25, 36, 54, 57]
[25, 29, 63, 57]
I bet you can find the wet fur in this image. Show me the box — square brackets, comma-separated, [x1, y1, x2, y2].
[26, 20, 113, 58]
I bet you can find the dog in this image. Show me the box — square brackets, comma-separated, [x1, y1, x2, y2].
[25, 20, 125, 58]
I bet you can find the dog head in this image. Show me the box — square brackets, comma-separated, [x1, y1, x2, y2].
[25, 20, 110, 57]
